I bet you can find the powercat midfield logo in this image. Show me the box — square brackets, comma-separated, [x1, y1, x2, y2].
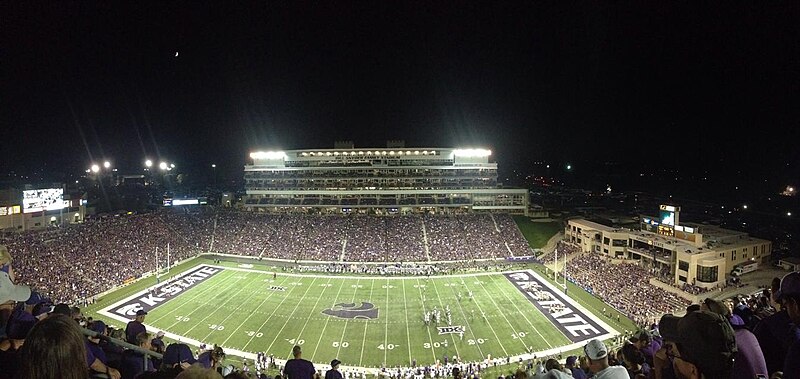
[504, 271, 608, 343]
[322, 302, 379, 319]
[113, 266, 223, 319]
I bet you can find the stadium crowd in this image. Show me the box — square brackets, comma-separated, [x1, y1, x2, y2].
[565, 254, 691, 326]
[3, 208, 800, 378]
[0, 211, 532, 305]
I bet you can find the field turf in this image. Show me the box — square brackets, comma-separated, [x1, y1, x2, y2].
[99, 266, 587, 369]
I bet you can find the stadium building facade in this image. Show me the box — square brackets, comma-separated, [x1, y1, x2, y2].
[564, 205, 771, 289]
[243, 143, 528, 215]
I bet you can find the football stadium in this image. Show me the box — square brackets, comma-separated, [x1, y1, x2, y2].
[0, 145, 785, 379]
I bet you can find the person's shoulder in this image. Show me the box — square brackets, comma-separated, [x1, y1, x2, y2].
[593, 366, 628, 379]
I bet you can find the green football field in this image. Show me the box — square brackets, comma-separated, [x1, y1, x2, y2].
[98, 264, 612, 370]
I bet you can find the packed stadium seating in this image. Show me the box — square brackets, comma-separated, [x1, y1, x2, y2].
[0, 211, 531, 304]
[1, 209, 794, 378]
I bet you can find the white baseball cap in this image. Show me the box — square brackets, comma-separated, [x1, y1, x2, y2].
[583, 339, 608, 360]
[0, 271, 31, 304]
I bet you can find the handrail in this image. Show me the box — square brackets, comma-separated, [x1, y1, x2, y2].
[81, 327, 163, 370]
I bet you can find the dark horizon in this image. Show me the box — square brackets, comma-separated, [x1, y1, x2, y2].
[2, 2, 799, 192]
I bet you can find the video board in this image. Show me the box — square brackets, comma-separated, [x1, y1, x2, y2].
[23, 188, 65, 213]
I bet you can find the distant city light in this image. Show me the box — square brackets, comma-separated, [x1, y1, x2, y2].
[170, 163, 175, 168]
[743, 205, 748, 209]
[103, 161, 111, 169]
[566, 164, 572, 170]
[789, 212, 793, 217]
[90, 164, 100, 173]
[211, 164, 216, 168]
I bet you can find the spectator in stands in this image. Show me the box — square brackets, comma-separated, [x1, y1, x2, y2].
[104, 327, 127, 371]
[0, 307, 36, 379]
[701, 298, 768, 379]
[139, 342, 197, 379]
[776, 271, 800, 378]
[658, 310, 737, 379]
[564, 356, 586, 379]
[754, 276, 800, 376]
[583, 339, 627, 378]
[87, 320, 109, 366]
[121, 331, 155, 379]
[325, 359, 342, 379]
[620, 343, 650, 379]
[0, 245, 32, 341]
[174, 365, 222, 379]
[17, 314, 88, 379]
[629, 329, 660, 368]
[126, 310, 148, 344]
[284, 345, 316, 379]
[198, 345, 225, 372]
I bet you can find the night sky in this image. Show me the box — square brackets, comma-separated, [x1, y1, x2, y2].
[2, 2, 799, 186]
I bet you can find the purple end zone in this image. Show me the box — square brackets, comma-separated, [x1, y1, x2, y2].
[504, 271, 608, 343]
[112, 265, 224, 319]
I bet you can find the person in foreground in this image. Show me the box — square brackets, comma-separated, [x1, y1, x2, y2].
[283, 345, 318, 379]
[656, 309, 737, 379]
[17, 314, 89, 379]
[583, 339, 628, 379]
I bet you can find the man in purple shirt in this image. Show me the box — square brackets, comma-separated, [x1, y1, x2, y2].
[125, 309, 147, 344]
[284, 345, 316, 379]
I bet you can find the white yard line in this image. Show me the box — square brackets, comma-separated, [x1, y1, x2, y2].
[241, 277, 310, 352]
[429, 279, 461, 359]
[219, 275, 292, 346]
[461, 277, 527, 350]
[196, 274, 281, 343]
[357, 279, 375, 366]
[154, 273, 248, 329]
[453, 278, 508, 356]
[336, 278, 360, 358]
[288, 277, 333, 356]
[310, 280, 347, 361]
[414, 278, 438, 362]
[383, 278, 390, 365]
[485, 276, 552, 349]
[401, 277, 413, 366]
[445, 280, 485, 359]
[96, 268, 618, 374]
[182, 274, 263, 336]
[263, 277, 319, 355]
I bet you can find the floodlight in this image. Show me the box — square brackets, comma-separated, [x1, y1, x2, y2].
[159, 162, 168, 170]
[103, 161, 111, 169]
[145, 159, 153, 168]
[453, 149, 491, 158]
[249, 151, 287, 160]
[91, 164, 100, 173]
